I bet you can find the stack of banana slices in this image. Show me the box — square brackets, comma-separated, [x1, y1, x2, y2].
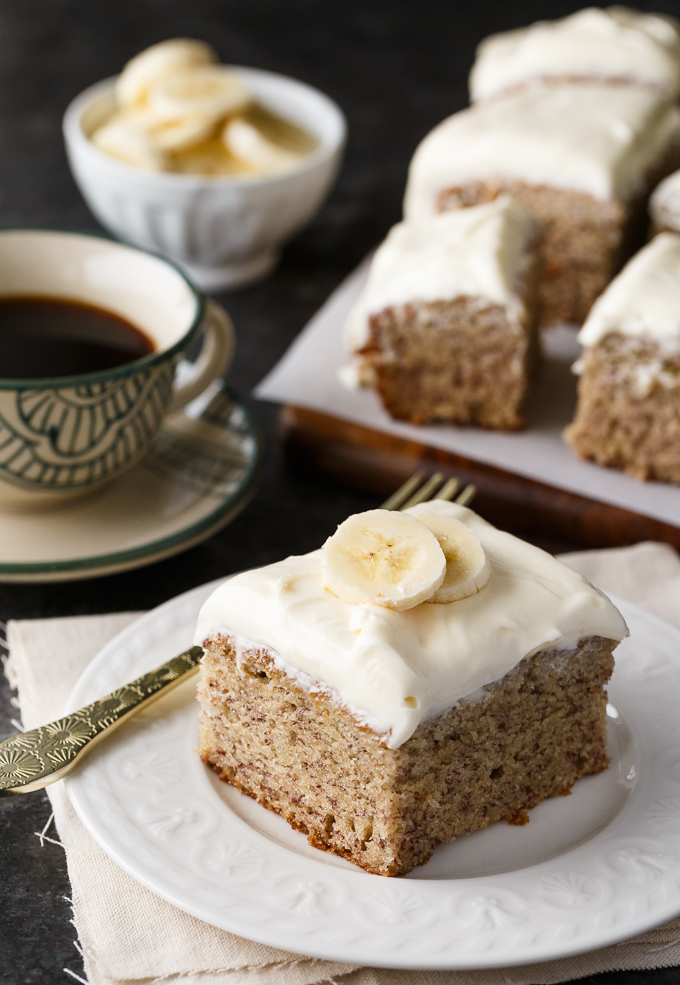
[91, 39, 314, 176]
[321, 503, 491, 610]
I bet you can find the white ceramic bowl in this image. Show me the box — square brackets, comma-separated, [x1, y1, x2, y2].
[63, 67, 346, 291]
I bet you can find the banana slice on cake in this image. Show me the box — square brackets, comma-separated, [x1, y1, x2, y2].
[320, 509, 446, 610]
[147, 66, 251, 121]
[407, 504, 490, 602]
[116, 39, 218, 106]
[222, 118, 304, 174]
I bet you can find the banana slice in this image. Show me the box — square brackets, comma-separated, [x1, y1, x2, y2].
[147, 66, 251, 121]
[116, 39, 218, 106]
[106, 107, 217, 153]
[320, 509, 446, 610]
[406, 505, 490, 603]
[91, 119, 168, 170]
[150, 115, 218, 152]
[222, 118, 304, 174]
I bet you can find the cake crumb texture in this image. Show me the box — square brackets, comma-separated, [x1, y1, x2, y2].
[566, 333, 680, 483]
[198, 633, 615, 877]
[437, 180, 637, 328]
[344, 200, 541, 429]
[358, 291, 539, 429]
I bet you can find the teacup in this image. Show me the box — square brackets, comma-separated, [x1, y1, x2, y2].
[0, 229, 234, 511]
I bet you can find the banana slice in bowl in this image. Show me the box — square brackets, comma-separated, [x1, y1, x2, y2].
[116, 38, 218, 106]
[149, 115, 218, 152]
[99, 107, 219, 154]
[148, 67, 251, 121]
[91, 119, 168, 170]
[320, 509, 446, 610]
[222, 118, 305, 174]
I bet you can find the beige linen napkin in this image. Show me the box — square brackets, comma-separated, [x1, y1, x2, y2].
[6, 541, 680, 985]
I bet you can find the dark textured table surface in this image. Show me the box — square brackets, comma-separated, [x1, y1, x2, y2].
[1, 2, 680, 982]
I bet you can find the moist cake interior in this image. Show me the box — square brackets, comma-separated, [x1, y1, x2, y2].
[198, 633, 615, 877]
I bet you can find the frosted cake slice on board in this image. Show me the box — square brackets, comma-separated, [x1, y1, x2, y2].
[470, 7, 680, 103]
[566, 231, 680, 484]
[404, 83, 680, 327]
[342, 199, 541, 429]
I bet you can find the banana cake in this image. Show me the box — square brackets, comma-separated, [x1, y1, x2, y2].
[566, 231, 680, 483]
[195, 502, 627, 877]
[404, 82, 680, 328]
[342, 199, 541, 428]
[469, 7, 680, 103]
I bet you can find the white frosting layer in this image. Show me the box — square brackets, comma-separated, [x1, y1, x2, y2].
[195, 502, 627, 749]
[344, 200, 536, 353]
[650, 167, 680, 229]
[404, 84, 680, 219]
[470, 7, 680, 102]
[578, 232, 680, 346]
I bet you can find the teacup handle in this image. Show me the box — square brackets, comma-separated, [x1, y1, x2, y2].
[169, 299, 235, 414]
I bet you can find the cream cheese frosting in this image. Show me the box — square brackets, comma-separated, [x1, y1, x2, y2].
[343, 199, 536, 353]
[404, 83, 680, 220]
[578, 232, 680, 347]
[650, 168, 680, 231]
[194, 501, 627, 749]
[470, 7, 680, 103]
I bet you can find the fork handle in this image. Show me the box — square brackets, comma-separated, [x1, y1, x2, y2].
[0, 646, 203, 797]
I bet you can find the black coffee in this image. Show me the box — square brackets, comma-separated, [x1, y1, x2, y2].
[0, 295, 156, 379]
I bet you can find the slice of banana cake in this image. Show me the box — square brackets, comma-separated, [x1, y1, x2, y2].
[195, 503, 627, 877]
[343, 199, 541, 428]
[404, 82, 680, 328]
[566, 231, 680, 483]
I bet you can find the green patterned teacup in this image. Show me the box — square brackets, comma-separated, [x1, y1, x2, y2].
[0, 229, 234, 510]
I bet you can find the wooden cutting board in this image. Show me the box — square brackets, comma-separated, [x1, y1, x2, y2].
[281, 405, 680, 551]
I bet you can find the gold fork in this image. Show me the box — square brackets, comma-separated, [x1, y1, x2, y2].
[381, 469, 476, 511]
[0, 472, 476, 797]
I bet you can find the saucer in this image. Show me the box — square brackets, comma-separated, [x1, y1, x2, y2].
[0, 381, 260, 582]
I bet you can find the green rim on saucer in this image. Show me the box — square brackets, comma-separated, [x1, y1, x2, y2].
[0, 384, 261, 582]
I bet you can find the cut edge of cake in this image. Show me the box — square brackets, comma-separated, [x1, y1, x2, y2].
[344, 199, 543, 428]
[403, 84, 680, 327]
[197, 631, 616, 877]
[566, 231, 680, 484]
[194, 502, 627, 878]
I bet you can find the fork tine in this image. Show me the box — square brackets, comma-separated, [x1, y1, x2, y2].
[380, 469, 427, 510]
[433, 476, 460, 502]
[381, 471, 477, 512]
[401, 472, 445, 509]
[455, 483, 477, 507]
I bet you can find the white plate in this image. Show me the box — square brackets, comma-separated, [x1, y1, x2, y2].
[65, 585, 680, 969]
[0, 382, 260, 582]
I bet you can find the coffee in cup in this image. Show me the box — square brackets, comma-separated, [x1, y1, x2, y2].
[0, 229, 234, 511]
